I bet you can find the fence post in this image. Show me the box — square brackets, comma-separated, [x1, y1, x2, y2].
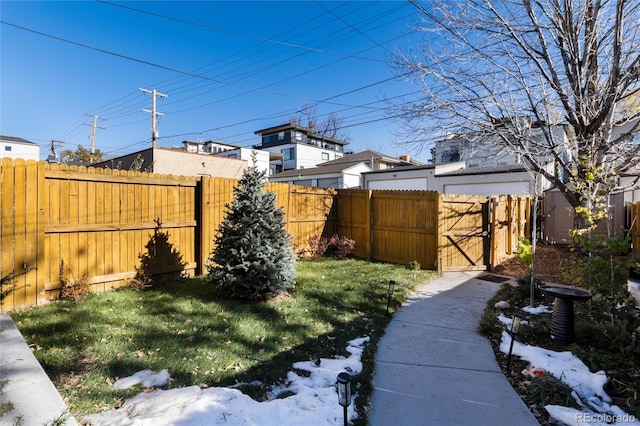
[366, 190, 373, 260]
[632, 202, 640, 252]
[436, 193, 443, 274]
[490, 196, 499, 270]
[507, 196, 513, 254]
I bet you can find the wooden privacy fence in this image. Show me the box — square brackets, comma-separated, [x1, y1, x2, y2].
[336, 190, 530, 272]
[2, 158, 530, 311]
[1, 159, 337, 311]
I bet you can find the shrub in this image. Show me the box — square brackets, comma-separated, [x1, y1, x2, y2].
[58, 260, 90, 303]
[306, 234, 356, 261]
[407, 260, 421, 271]
[558, 235, 638, 324]
[128, 272, 152, 291]
[308, 235, 330, 260]
[517, 237, 533, 267]
[206, 163, 296, 300]
[525, 374, 579, 409]
[329, 234, 356, 260]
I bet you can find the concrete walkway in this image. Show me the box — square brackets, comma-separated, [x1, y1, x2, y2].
[369, 271, 539, 426]
[0, 314, 77, 426]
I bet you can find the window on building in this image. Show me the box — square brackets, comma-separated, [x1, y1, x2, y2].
[278, 131, 285, 140]
[263, 135, 271, 143]
[294, 131, 303, 141]
[321, 152, 329, 161]
[282, 147, 295, 160]
[4, 146, 12, 152]
[441, 147, 460, 163]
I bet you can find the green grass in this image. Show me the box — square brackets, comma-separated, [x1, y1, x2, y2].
[10, 258, 437, 423]
[0, 380, 16, 419]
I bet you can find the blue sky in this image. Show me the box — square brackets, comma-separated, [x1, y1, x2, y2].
[1, 1, 427, 161]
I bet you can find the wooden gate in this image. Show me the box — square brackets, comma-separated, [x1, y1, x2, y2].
[439, 194, 490, 271]
[337, 190, 529, 273]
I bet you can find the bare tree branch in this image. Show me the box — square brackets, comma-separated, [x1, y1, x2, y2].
[289, 106, 350, 141]
[393, 0, 640, 225]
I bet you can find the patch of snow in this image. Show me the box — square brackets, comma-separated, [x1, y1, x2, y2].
[497, 314, 528, 328]
[522, 304, 552, 314]
[112, 369, 171, 390]
[83, 337, 370, 425]
[500, 331, 639, 425]
[628, 280, 640, 305]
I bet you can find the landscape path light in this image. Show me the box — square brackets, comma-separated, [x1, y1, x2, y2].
[336, 371, 351, 426]
[506, 315, 521, 371]
[386, 280, 396, 316]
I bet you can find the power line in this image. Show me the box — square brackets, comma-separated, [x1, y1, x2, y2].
[14, 2, 415, 142]
[2, 3, 425, 156]
[312, 0, 392, 55]
[95, 0, 382, 63]
[85, 1, 412, 120]
[0, 20, 339, 103]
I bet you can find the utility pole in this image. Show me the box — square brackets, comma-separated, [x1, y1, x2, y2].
[83, 113, 105, 163]
[139, 88, 167, 149]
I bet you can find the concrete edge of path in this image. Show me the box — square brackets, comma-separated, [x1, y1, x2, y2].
[0, 314, 78, 426]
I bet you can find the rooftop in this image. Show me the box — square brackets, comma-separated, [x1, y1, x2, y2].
[254, 122, 349, 146]
[0, 135, 38, 145]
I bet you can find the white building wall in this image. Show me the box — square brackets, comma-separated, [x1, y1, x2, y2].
[438, 170, 537, 195]
[443, 181, 530, 196]
[364, 166, 542, 196]
[263, 143, 342, 171]
[435, 125, 568, 170]
[364, 168, 436, 190]
[435, 135, 518, 167]
[294, 144, 339, 169]
[342, 172, 362, 189]
[269, 164, 368, 189]
[0, 141, 40, 161]
[216, 148, 270, 176]
[153, 149, 247, 179]
[368, 178, 429, 190]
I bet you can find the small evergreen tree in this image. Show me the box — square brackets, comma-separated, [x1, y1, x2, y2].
[207, 165, 296, 300]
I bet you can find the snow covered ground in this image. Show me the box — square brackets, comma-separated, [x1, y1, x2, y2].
[82, 305, 639, 426]
[499, 312, 640, 426]
[82, 337, 369, 425]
